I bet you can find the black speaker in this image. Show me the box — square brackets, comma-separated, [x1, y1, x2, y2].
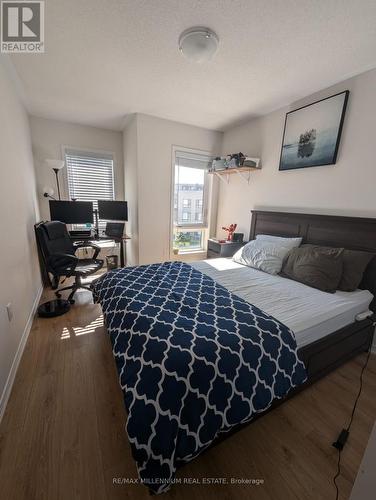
[232, 232, 244, 243]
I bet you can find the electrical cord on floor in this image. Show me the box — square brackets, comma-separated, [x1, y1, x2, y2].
[332, 347, 372, 499]
[333, 449, 341, 500]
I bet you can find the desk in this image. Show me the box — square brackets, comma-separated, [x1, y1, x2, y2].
[70, 232, 130, 267]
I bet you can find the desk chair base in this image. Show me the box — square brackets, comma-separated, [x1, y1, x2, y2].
[38, 299, 70, 318]
[55, 275, 92, 304]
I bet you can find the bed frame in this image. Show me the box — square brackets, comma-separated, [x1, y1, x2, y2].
[250, 210, 376, 381]
[186, 210, 376, 461]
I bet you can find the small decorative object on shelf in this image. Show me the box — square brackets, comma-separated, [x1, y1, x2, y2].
[209, 153, 261, 184]
[209, 153, 261, 172]
[222, 223, 237, 241]
[211, 157, 227, 171]
[242, 157, 261, 168]
[226, 152, 245, 169]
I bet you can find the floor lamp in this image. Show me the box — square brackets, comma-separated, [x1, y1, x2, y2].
[45, 159, 65, 200]
[39, 159, 69, 318]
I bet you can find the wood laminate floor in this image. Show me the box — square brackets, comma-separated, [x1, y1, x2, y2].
[0, 282, 375, 500]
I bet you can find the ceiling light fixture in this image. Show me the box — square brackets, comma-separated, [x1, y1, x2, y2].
[178, 27, 219, 63]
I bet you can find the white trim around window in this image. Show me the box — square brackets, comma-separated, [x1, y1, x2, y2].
[169, 145, 215, 259]
[61, 145, 117, 203]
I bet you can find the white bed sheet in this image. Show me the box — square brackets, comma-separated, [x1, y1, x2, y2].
[191, 258, 373, 348]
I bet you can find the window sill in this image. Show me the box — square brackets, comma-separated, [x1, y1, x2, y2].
[175, 249, 205, 255]
[172, 250, 207, 262]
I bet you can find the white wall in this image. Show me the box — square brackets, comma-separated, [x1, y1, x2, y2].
[124, 114, 223, 265]
[217, 68, 376, 240]
[0, 57, 42, 418]
[29, 116, 124, 221]
[123, 115, 139, 266]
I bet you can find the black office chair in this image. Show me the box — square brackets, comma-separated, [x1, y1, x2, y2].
[35, 221, 104, 304]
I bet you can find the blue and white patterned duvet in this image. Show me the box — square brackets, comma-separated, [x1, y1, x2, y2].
[92, 261, 307, 493]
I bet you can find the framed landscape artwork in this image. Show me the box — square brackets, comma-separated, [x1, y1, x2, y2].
[279, 90, 349, 171]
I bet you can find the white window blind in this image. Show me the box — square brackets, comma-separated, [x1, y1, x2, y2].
[175, 150, 212, 170]
[65, 149, 115, 211]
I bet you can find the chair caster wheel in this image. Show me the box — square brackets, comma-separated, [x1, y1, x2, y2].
[55, 292, 61, 298]
[69, 299, 75, 304]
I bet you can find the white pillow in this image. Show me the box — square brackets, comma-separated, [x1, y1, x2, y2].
[233, 239, 299, 275]
[256, 234, 302, 248]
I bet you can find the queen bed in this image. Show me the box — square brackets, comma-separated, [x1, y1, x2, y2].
[192, 258, 373, 349]
[92, 210, 376, 493]
[245, 211, 375, 380]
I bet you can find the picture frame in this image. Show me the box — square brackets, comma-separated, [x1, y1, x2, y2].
[279, 90, 349, 171]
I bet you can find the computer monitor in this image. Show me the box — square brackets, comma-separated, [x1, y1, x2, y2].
[49, 200, 94, 224]
[98, 200, 128, 221]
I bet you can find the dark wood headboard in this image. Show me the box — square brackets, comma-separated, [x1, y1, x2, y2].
[250, 210, 376, 310]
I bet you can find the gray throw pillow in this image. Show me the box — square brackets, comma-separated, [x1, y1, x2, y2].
[338, 249, 374, 292]
[281, 244, 344, 293]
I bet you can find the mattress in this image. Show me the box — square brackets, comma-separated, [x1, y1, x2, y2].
[191, 258, 373, 348]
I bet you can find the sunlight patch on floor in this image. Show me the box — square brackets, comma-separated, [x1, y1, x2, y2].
[61, 315, 104, 340]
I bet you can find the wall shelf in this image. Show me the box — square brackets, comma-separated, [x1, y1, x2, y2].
[208, 166, 260, 184]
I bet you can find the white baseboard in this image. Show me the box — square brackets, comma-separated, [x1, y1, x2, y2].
[0, 285, 43, 423]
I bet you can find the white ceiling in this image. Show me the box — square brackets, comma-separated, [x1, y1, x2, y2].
[10, 0, 376, 131]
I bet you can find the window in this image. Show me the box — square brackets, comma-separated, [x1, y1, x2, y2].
[172, 149, 212, 253]
[64, 148, 114, 228]
[174, 231, 203, 251]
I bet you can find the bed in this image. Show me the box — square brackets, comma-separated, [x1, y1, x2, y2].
[192, 258, 373, 349]
[92, 210, 376, 493]
[246, 211, 376, 382]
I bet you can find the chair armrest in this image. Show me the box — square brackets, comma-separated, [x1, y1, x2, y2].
[74, 242, 101, 260]
[47, 253, 78, 276]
